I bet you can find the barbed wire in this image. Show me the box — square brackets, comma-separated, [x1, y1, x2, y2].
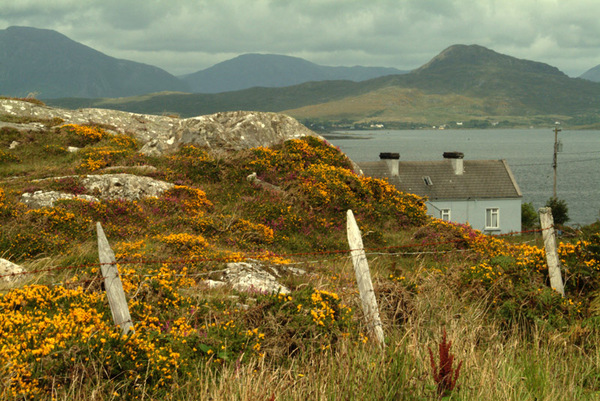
[30, 248, 475, 290]
[0, 227, 547, 284]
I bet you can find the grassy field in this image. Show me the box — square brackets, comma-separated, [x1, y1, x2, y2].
[1, 112, 600, 400]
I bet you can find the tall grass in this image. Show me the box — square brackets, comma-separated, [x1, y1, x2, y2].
[2, 120, 600, 400]
[35, 260, 600, 401]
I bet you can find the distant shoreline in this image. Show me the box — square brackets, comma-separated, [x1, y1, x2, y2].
[321, 133, 372, 140]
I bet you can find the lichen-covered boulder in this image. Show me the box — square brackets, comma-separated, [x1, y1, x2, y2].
[0, 258, 24, 283]
[208, 261, 306, 295]
[20, 174, 174, 208]
[0, 99, 322, 156]
[81, 174, 173, 200]
[21, 190, 99, 209]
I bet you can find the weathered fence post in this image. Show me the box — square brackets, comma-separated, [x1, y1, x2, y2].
[538, 207, 565, 297]
[97, 222, 135, 335]
[346, 209, 385, 347]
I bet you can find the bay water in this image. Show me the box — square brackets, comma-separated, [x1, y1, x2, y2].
[324, 129, 600, 227]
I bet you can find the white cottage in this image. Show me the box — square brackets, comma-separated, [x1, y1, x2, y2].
[357, 152, 523, 234]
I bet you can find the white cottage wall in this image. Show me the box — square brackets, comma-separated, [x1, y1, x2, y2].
[426, 198, 522, 234]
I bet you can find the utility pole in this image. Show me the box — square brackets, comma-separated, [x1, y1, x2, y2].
[552, 123, 561, 199]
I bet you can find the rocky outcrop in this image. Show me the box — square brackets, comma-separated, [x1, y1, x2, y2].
[21, 174, 174, 208]
[0, 258, 24, 283]
[1, 99, 320, 156]
[169, 111, 315, 152]
[207, 261, 306, 295]
[80, 174, 173, 200]
[21, 190, 99, 209]
[0, 120, 48, 133]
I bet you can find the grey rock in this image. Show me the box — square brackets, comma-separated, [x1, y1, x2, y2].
[21, 173, 174, 208]
[170, 111, 317, 152]
[208, 261, 306, 295]
[206, 279, 226, 289]
[0, 258, 24, 283]
[81, 173, 173, 200]
[1, 99, 322, 156]
[21, 190, 99, 209]
[221, 262, 290, 295]
[101, 165, 157, 173]
[0, 121, 46, 132]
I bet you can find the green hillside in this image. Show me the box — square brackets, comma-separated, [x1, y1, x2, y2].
[0, 27, 187, 98]
[580, 64, 600, 82]
[1, 106, 600, 399]
[181, 53, 406, 93]
[47, 44, 600, 128]
[48, 80, 368, 117]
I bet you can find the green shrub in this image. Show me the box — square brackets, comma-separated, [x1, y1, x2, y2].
[545, 197, 570, 226]
[522, 202, 539, 229]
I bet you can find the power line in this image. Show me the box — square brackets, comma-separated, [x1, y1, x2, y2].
[559, 157, 600, 164]
[512, 156, 600, 167]
[512, 162, 549, 167]
[561, 150, 600, 155]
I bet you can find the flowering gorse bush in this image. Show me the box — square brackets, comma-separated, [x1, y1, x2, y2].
[77, 134, 139, 172]
[558, 235, 600, 293]
[78, 147, 129, 171]
[233, 137, 428, 250]
[207, 215, 275, 249]
[0, 285, 111, 398]
[0, 261, 289, 399]
[60, 124, 108, 145]
[156, 233, 210, 256]
[0, 149, 20, 164]
[160, 185, 213, 215]
[55, 124, 141, 172]
[0, 187, 9, 217]
[416, 219, 594, 327]
[43, 144, 68, 155]
[165, 145, 221, 183]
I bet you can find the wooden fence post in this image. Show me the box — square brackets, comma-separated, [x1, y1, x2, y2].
[538, 207, 565, 297]
[97, 222, 135, 335]
[346, 209, 385, 347]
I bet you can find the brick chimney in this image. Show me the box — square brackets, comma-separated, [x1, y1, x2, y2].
[379, 152, 400, 176]
[443, 151, 464, 175]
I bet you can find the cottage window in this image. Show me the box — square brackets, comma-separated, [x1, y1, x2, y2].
[485, 208, 500, 229]
[423, 176, 433, 186]
[441, 209, 451, 221]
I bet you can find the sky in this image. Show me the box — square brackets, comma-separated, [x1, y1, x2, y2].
[1, 0, 600, 77]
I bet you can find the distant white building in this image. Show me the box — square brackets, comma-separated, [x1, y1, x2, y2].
[357, 152, 523, 234]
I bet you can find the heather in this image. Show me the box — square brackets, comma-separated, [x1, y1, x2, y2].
[1, 123, 600, 400]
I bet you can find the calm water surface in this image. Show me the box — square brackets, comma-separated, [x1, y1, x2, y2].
[325, 129, 600, 226]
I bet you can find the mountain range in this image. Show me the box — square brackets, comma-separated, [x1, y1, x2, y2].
[180, 53, 407, 93]
[0, 26, 405, 99]
[0, 26, 187, 98]
[3, 26, 600, 128]
[46, 44, 600, 128]
[581, 65, 600, 82]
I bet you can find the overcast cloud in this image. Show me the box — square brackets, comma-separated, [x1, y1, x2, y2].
[1, 0, 599, 77]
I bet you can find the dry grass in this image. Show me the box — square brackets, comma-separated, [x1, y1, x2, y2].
[2, 123, 599, 400]
[6, 250, 599, 401]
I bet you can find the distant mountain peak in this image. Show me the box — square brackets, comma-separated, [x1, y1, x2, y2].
[580, 64, 600, 82]
[0, 26, 187, 98]
[416, 44, 565, 77]
[181, 53, 406, 93]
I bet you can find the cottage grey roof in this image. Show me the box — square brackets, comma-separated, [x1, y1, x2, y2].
[357, 159, 522, 200]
